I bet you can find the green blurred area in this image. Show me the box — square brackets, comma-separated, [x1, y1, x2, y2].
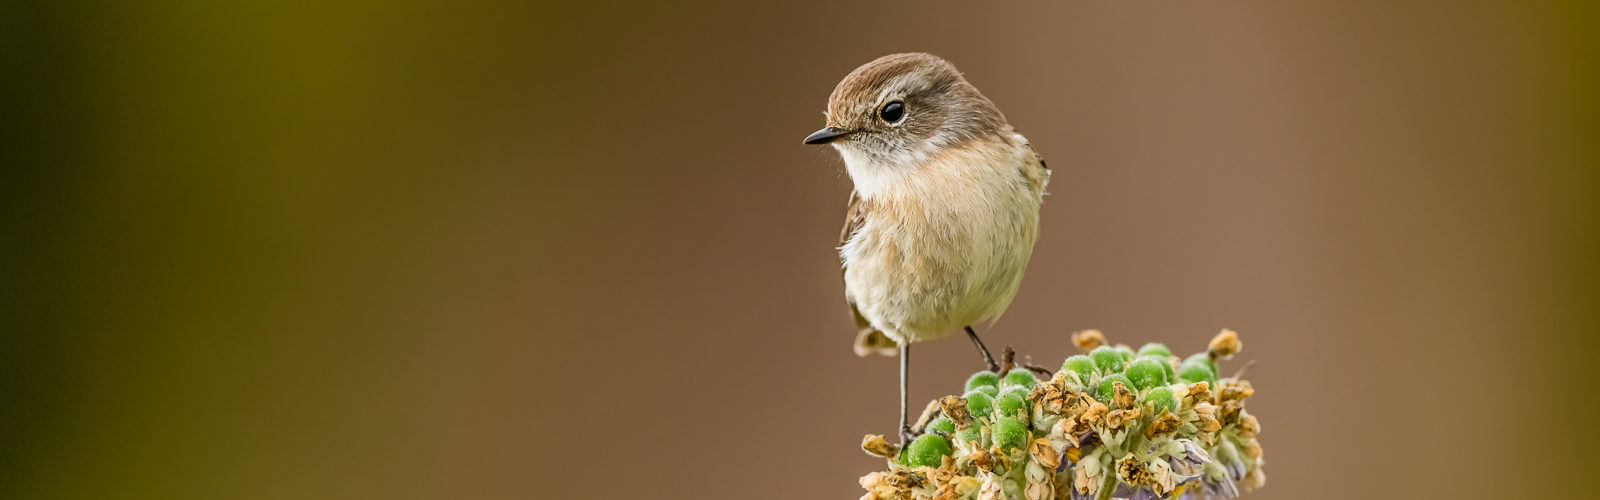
[2, 1, 1596, 499]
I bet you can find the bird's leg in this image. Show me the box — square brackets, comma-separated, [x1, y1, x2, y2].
[898, 342, 915, 446]
[965, 326, 1001, 372]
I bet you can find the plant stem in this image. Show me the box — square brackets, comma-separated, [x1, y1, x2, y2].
[1094, 473, 1117, 500]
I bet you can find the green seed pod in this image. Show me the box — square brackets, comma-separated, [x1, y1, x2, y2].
[994, 391, 1029, 419]
[966, 371, 1001, 391]
[992, 417, 1029, 452]
[1138, 354, 1177, 384]
[1090, 346, 1126, 373]
[973, 385, 999, 397]
[955, 424, 986, 449]
[1183, 352, 1216, 373]
[1062, 355, 1098, 379]
[999, 384, 1031, 400]
[1114, 345, 1136, 361]
[1125, 357, 1170, 390]
[1178, 362, 1218, 385]
[1001, 369, 1038, 388]
[1145, 386, 1178, 415]
[903, 433, 953, 467]
[926, 417, 956, 435]
[1095, 374, 1132, 403]
[1137, 343, 1173, 358]
[963, 390, 995, 416]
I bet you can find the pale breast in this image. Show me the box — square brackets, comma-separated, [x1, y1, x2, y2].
[841, 137, 1047, 344]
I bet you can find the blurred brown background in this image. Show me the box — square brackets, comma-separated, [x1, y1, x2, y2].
[4, 1, 1596, 499]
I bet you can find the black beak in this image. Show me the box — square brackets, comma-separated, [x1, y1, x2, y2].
[803, 126, 855, 145]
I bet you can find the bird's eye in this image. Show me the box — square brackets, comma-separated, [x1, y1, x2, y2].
[880, 101, 905, 123]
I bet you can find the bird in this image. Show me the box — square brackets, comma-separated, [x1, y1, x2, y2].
[802, 53, 1049, 445]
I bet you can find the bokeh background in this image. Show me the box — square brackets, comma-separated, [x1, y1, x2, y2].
[4, 1, 1597, 499]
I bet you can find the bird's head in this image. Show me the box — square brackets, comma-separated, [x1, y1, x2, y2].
[803, 53, 1010, 169]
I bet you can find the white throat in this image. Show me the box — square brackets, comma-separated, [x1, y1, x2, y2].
[835, 133, 1020, 199]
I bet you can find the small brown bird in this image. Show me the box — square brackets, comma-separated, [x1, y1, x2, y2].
[803, 53, 1049, 444]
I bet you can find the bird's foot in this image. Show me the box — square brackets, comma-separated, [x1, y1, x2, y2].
[898, 423, 917, 447]
[964, 326, 1002, 372]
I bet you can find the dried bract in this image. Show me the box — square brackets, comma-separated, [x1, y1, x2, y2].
[1145, 410, 1182, 438]
[861, 434, 899, 458]
[1105, 408, 1142, 430]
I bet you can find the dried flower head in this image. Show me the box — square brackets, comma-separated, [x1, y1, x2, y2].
[1070, 329, 1106, 352]
[858, 330, 1265, 499]
[1075, 395, 1106, 421]
[1028, 437, 1061, 469]
[1104, 407, 1142, 430]
[1111, 381, 1138, 410]
[1116, 455, 1152, 485]
[939, 395, 973, 427]
[1208, 329, 1242, 358]
[1024, 460, 1055, 500]
[969, 446, 1010, 473]
[1145, 410, 1183, 438]
[977, 474, 1004, 500]
[1219, 399, 1245, 425]
[1183, 381, 1214, 408]
[1237, 411, 1261, 439]
[1073, 457, 1103, 495]
[1147, 457, 1176, 495]
[885, 468, 923, 489]
[1029, 377, 1071, 414]
[1192, 402, 1224, 433]
[1218, 380, 1255, 403]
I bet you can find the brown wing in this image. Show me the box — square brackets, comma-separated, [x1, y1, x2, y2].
[1018, 136, 1050, 192]
[839, 190, 869, 246]
[841, 191, 898, 356]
